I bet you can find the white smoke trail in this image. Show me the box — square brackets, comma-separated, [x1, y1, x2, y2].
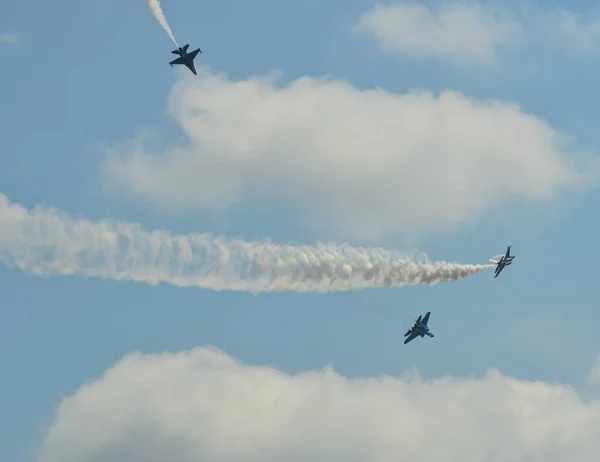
[144, 0, 179, 47]
[0, 194, 492, 294]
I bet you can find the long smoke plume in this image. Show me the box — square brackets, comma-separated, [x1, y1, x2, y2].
[144, 0, 179, 47]
[0, 194, 492, 294]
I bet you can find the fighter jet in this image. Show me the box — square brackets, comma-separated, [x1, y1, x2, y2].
[489, 245, 515, 278]
[404, 311, 434, 345]
[169, 44, 201, 75]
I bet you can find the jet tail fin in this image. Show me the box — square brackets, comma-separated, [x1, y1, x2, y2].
[404, 330, 412, 337]
[172, 50, 180, 55]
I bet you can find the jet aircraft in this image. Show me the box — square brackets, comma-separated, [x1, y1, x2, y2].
[404, 312, 434, 345]
[489, 245, 515, 278]
[169, 44, 201, 75]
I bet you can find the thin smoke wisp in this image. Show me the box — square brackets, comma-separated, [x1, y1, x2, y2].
[0, 194, 492, 294]
[144, 0, 179, 47]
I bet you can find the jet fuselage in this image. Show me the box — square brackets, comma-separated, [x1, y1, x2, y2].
[413, 324, 433, 337]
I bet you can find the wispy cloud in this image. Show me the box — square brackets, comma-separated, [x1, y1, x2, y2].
[589, 354, 600, 386]
[356, 2, 524, 68]
[538, 8, 600, 54]
[0, 32, 17, 45]
[357, 1, 600, 67]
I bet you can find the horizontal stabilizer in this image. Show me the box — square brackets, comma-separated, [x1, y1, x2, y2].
[404, 330, 412, 337]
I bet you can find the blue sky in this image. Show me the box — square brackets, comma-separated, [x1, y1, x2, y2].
[2, 1, 600, 461]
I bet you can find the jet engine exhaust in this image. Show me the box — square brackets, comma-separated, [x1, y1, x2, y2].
[144, 0, 179, 47]
[0, 194, 493, 294]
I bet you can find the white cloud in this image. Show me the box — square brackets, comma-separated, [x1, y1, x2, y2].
[356, 2, 600, 65]
[102, 68, 589, 241]
[356, 2, 525, 67]
[38, 346, 600, 462]
[0, 32, 17, 44]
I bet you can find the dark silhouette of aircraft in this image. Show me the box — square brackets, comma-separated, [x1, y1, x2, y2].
[489, 246, 515, 278]
[169, 44, 201, 75]
[404, 312, 434, 345]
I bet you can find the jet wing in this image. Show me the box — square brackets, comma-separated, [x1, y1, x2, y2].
[504, 247, 511, 259]
[494, 265, 504, 277]
[404, 332, 418, 344]
[169, 57, 186, 65]
[421, 312, 431, 326]
[187, 49, 200, 60]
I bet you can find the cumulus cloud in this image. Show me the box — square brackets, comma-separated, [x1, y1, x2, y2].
[356, 2, 524, 67]
[102, 68, 589, 241]
[357, 2, 600, 66]
[38, 346, 600, 462]
[0, 32, 17, 44]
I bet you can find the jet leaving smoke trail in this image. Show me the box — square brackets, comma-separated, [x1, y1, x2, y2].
[144, 0, 178, 47]
[0, 194, 492, 294]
